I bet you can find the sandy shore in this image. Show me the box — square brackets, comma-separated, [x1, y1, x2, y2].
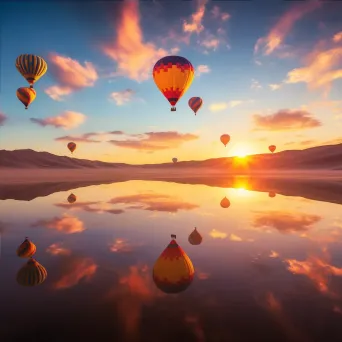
[1, 167, 342, 185]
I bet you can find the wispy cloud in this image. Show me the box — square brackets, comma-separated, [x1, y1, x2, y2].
[109, 89, 135, 105]
[45, 53, 98, 101]
[333, 31, 342, 43]
[209, 229, 227, 239]
[182, 0, 207, 34]
[55, 131, 124, 143]
[211, 6, 230, 21]
[0, 113, 7, 126]
[253, 109, 321, 131]
[46, 243, 72, 256]
[254, 1, 322, 56]
[209, 100, 244, 112]
[269, 83, 282, 91]
[30, 111, 86, 129]
[251, 79, 262, 90]
[108, 131, 198, 151]
[196, 64, 211, 75]
[55, 201, 125, 215]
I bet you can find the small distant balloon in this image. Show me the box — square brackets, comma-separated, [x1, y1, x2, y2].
[220, 134, 230, 147]
[16, 87, 36, 109]
[67, 142, 76, 154]
[188, 227, 203, 245]
[172, 157, 178, 164]
[269, 145, 276, 153]
[268, 191, 276, 198]
[188, 97, 203, 115]
[16, 258, 47, 287]
[16, 237, 36, 258]
[220, 196, 230, 208]
[67, 193, 77, 204]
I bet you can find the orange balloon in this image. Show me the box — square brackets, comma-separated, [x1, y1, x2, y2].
[16, 87, 36, 109]
[269, 145, 276, 153]
[220, 134, 230, 147]
[16, 237, 37, 258]
[220, 196, 230, 208]
[268, 191, 276, 198]
[188, 227, 203, 245]
[67, 142, 76, 154]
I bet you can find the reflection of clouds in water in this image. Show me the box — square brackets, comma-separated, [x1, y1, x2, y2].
[251, 210, 321, 234]
[55, 201, 124, 215]
[32, 214, 86, 234]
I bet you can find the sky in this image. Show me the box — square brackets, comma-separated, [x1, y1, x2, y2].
[0, 0, 342, 164]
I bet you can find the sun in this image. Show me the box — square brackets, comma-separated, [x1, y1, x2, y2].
[234, 150, 248, 158]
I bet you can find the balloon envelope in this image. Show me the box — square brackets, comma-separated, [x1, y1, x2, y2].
[67, 142, 76, 153]
[269, 145, 276, 153]
[220, 196, 230, 208]
[16, 237, 36, 258]
[67, 193, 77, 204]
[268, 191, 276, 198]
[153, 235, 194, 294]
[220, 134, 230, 147]
[16, 258, 47, 287]
[153, 56, 194, 111]
[172, 158, 178, 163]
[15, 54, 47, 87]
[188, 97, 203, 114]
[16, 87, 36, 109]
[188, 228, 203, 245]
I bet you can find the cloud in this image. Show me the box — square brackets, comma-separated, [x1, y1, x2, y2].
[254, 1, 322, 55]
[251, 79, 262, 90]
[211, 6, 230, 21]
[196, 64, 211, 75]
[333, 31, 342, 43]
[109, 193, 199, 213]
[253, 109, 321, 131]
[55, 131, 124, 143]
[46, 243, 72, 256]
[45, 53, 98, 100]
[102, 0, 167, 82]
[109, 89, 135, 105]
[32, 214, 86, 234]
[109, 238, 143, 253]
[209, 229, 227, 239]
[108, 131, 198, 151]
[269, 83, 282, 91]
[208, 100, 245, 112]
[0, 113, 7, 126]
[55, 201, 125, 215]
[269, 250, 279, 258]
[182, 0, 207, 34]
[229, 234, 242, 242]
[252, 210, 321, 234]
[30, 111, 86, 129]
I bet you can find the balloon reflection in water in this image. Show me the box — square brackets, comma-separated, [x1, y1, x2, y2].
[220, 196, 230, 208]
[16, 237, 36, 258]
[67, 193, 77, 204]
[17, 258, 47, 287]
[268, 191, 276, 198]
[188, 227, 203, 245]
[153, 234, 194, 294]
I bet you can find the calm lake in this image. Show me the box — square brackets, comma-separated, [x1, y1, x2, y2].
[1, 178, 342, 342]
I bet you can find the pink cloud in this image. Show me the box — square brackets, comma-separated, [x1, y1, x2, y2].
[211, 6, 230, 21]
[109, 89, 135, 105]
[0, 113, 7, 126]
[30, 111, 86, 129]
[333, 31, 342, 43]
[254, 1, 322, 55]
[196, 64, 211, 75]
[102, 0, 168, 82]
[45, 53, 98, 101]
[46, 243, 72, 256]
[183, 0, 207, 34]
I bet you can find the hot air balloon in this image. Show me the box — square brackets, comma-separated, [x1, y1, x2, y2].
[269, 145, 276, 153]
[67, 142, 76, 154]
[16, 87, 36, 109]
[67, 193, 77, 204]
[16, 237, 36, 258]
[15, 54, 47, 88]
[268, 191, 276, 198]
[153, 56, 195, 111]
[172, 157, 178, 164]
[17, 258, 47, 287]
[220, 134, 230, 147]
[153, 234, 194, 294]
[188, 97, 203, 115]
[220, 196, 230, 208]
[188, 228, 202, 246]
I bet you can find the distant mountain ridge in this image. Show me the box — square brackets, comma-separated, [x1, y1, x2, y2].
[1, 144, 342, 169]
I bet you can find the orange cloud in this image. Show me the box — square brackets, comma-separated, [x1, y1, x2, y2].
[254, 1, 322, 55]
[182, 0, 207, 34]
[269, 250, 279, 258]
[333, 31, 342, 43]
[196, 64, 211, 75]
[209, 229, 227, 239]
[108, 131, 198, 151]
[102, 0, 167, 82]
[109, 89, 135, 105]
[45, 53, 98, 100]
[53, 257, 97, 290]
[55, 131, 124, 143]
[46, 243, 71, 256]
[32, 214, 86, 234]
[109, 238, 137, 253]
[211, 6, 230, 21]
[109, 193, 198, 213]
[252, 210, 321, 234]
[30, 111, 86, 129]
[0, 113, 7, 126]
[253, 109, 321, 131]
[229, 234, 242, 242]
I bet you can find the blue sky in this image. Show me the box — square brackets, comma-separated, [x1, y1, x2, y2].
[1, 0, 342, 164]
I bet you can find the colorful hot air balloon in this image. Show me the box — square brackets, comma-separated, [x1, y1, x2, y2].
[67, 193, 77, 204]
[16, 87, 36, 109]
[153, 234, 195, 294]
[220, 196, 230, 208]
[220, 134, 230, 147]
[15, 54, 47, 88]
[172, 157, 178, 164]
[153, 56, 195, 111]
[16, 258, 47, 287]
[188, 97, 203, 115]
[67, 142, 76, 154]
[16, 237, 36, 258]
[268, 191, 276, 198]
[188, 228, 202, 246]
[269, 145, 276, 153]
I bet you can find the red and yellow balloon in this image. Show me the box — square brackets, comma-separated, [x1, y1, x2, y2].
[67, 142, 76, 154]
[16, 237, 36, 258]
[16, 87, 36, 109]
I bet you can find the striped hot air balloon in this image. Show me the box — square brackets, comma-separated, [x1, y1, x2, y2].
[188, 97, 203, 115]
[16, 258, 47, 287]
[67, 142, 76, 154]
[16, 237, 37, 258]
[15, 54, 47, 88]
[67, 193, 77, 204]
[153, 234, 194, 294]
[220, 196, 230, 208]
[153, 56, 195, 111]
[16, 87, 36, 109]
[188, 228, 203, 246]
